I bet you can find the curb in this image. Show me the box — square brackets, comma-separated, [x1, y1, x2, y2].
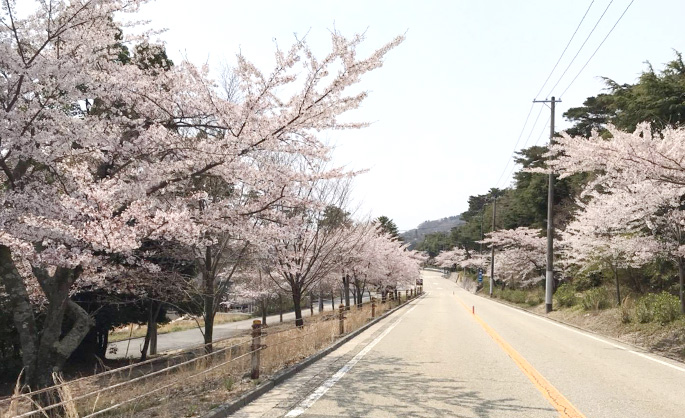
[203, 293, 427, 418]
[462, 280, 685, 365]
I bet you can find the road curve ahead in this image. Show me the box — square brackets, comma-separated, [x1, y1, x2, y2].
[236, 270, 685, 417]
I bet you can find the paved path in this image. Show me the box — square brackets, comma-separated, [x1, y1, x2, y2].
[234, 270, 685, 417]
[107, 296, 371, 359]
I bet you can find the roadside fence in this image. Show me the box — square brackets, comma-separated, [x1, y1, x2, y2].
[1, 289, 422, 418]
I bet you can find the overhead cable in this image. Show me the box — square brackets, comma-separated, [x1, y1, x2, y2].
[546, 0, 614, 97]
[534, 0, 595, 99]
[560, 0, 635, 98]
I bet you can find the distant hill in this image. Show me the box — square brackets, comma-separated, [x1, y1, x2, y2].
[401, 215, 464, 248]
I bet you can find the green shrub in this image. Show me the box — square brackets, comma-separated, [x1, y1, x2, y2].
[554, 283, 577, 307]
[500, 289, 527, 304]
[525, 289, 544, 306]
[580, 287, 610, 311]
[635, 292, 681, 324]
[574, 271, 604, 291]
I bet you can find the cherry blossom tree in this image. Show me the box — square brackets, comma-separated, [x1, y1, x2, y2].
[560, 188, 661, 305]
[337, 221, 376, 308]
[480, 227, 546, 288]
[434, 247, 467, 269]
[0, 0, 404, 389]
[363, 230, 421, 301]
[546, 124, 685, 312]
[266, 180, 359, 326]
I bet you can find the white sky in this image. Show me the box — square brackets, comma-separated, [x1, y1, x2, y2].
[135, 0, 685, 231]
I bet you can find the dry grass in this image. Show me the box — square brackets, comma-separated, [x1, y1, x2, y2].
[0, 294, 418, 418]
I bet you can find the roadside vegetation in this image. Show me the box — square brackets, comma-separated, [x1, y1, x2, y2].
[463, 275, 685, 361]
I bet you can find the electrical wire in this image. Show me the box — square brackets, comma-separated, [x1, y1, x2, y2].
[495, 105, 545, 188]
[546, 0, 615, 97]
[534, 0, 595, 99]
[495, 1, 600, 189]
[493, 103, 535, 188]
[559, 0, 635, 98]
[532, 117, 553, 147]
[498, 115, 551, 188]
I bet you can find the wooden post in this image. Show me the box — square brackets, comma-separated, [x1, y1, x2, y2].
[371, 297, 376, 318]
[338, 304, 345, 335]
[251, 320, 262, 379]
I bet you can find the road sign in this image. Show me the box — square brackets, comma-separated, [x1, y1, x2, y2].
[477, 268, 483, 283]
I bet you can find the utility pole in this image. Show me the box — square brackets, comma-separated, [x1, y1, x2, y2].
[479, 205, 484, 257]
[489, 197, 496, 297]
[533, 96, 561, 313]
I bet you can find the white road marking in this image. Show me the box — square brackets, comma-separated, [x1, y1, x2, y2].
[629, 350, 685, 372]
[285, 303, 420, 417]
[455, 286, 685, 373]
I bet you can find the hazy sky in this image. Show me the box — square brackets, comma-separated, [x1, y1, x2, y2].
[134, 0, 685, 231]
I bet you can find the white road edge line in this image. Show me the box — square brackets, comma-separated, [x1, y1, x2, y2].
[628, 350, 685, 372]
[456, 286, 685, 373]
[285, 302, 420, 417]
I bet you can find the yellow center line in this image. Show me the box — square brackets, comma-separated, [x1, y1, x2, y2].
[456, 298, 586, 418]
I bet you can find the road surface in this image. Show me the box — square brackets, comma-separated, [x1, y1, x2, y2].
[234, 270, 685, 417]
[107, 295, 371, 359]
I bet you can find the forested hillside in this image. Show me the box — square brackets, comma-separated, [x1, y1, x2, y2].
[401, 216, 464, 250]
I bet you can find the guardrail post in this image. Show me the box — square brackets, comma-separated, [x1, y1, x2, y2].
[251, 319, 262, 379]
[338, 304, 345, 335]
[371, 297, 376, 318]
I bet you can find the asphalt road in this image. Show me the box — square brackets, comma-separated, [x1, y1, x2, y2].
[235, 270, 685, 417]
[107, 295, 371, 359]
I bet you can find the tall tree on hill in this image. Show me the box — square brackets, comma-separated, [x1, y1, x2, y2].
[375, 216, 401, 241]
[564, 52, 685, 136]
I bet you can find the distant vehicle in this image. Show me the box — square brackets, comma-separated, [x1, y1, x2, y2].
[416, 278, 423, 286]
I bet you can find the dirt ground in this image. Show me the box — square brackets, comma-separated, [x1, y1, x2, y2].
[529, 304, 685, 362]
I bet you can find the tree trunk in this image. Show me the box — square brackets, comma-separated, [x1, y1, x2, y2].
[343, 275, 351, 310]
[353, 279, 364, 308]
[140, 300, 162, 361]
[292, 289, 304, 327]
[318, 287, 324, 312]
[309, 291, 314, 315]
[278, 293, 283, 323]
[331, 291, 335, 310]
[0, 246, 93, 414]
[613, 266, 622, 306]
[203, 247, 215, 353]
[679, 257, 685, 314]
[261, 299, 267, 326]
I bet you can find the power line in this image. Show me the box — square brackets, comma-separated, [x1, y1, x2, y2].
[495, 1, 601, 190]
[495, 104, 545, 189]
[497, 115, 551, 188]
[493, 103, 535, 188]
[532, 116, 552, 147]
[560, 0, 635, 98]
[546, 0, 614, 97]
[534, 0, 595, 99]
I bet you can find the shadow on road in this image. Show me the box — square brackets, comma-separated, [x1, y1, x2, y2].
[318, 354, 555, 418]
